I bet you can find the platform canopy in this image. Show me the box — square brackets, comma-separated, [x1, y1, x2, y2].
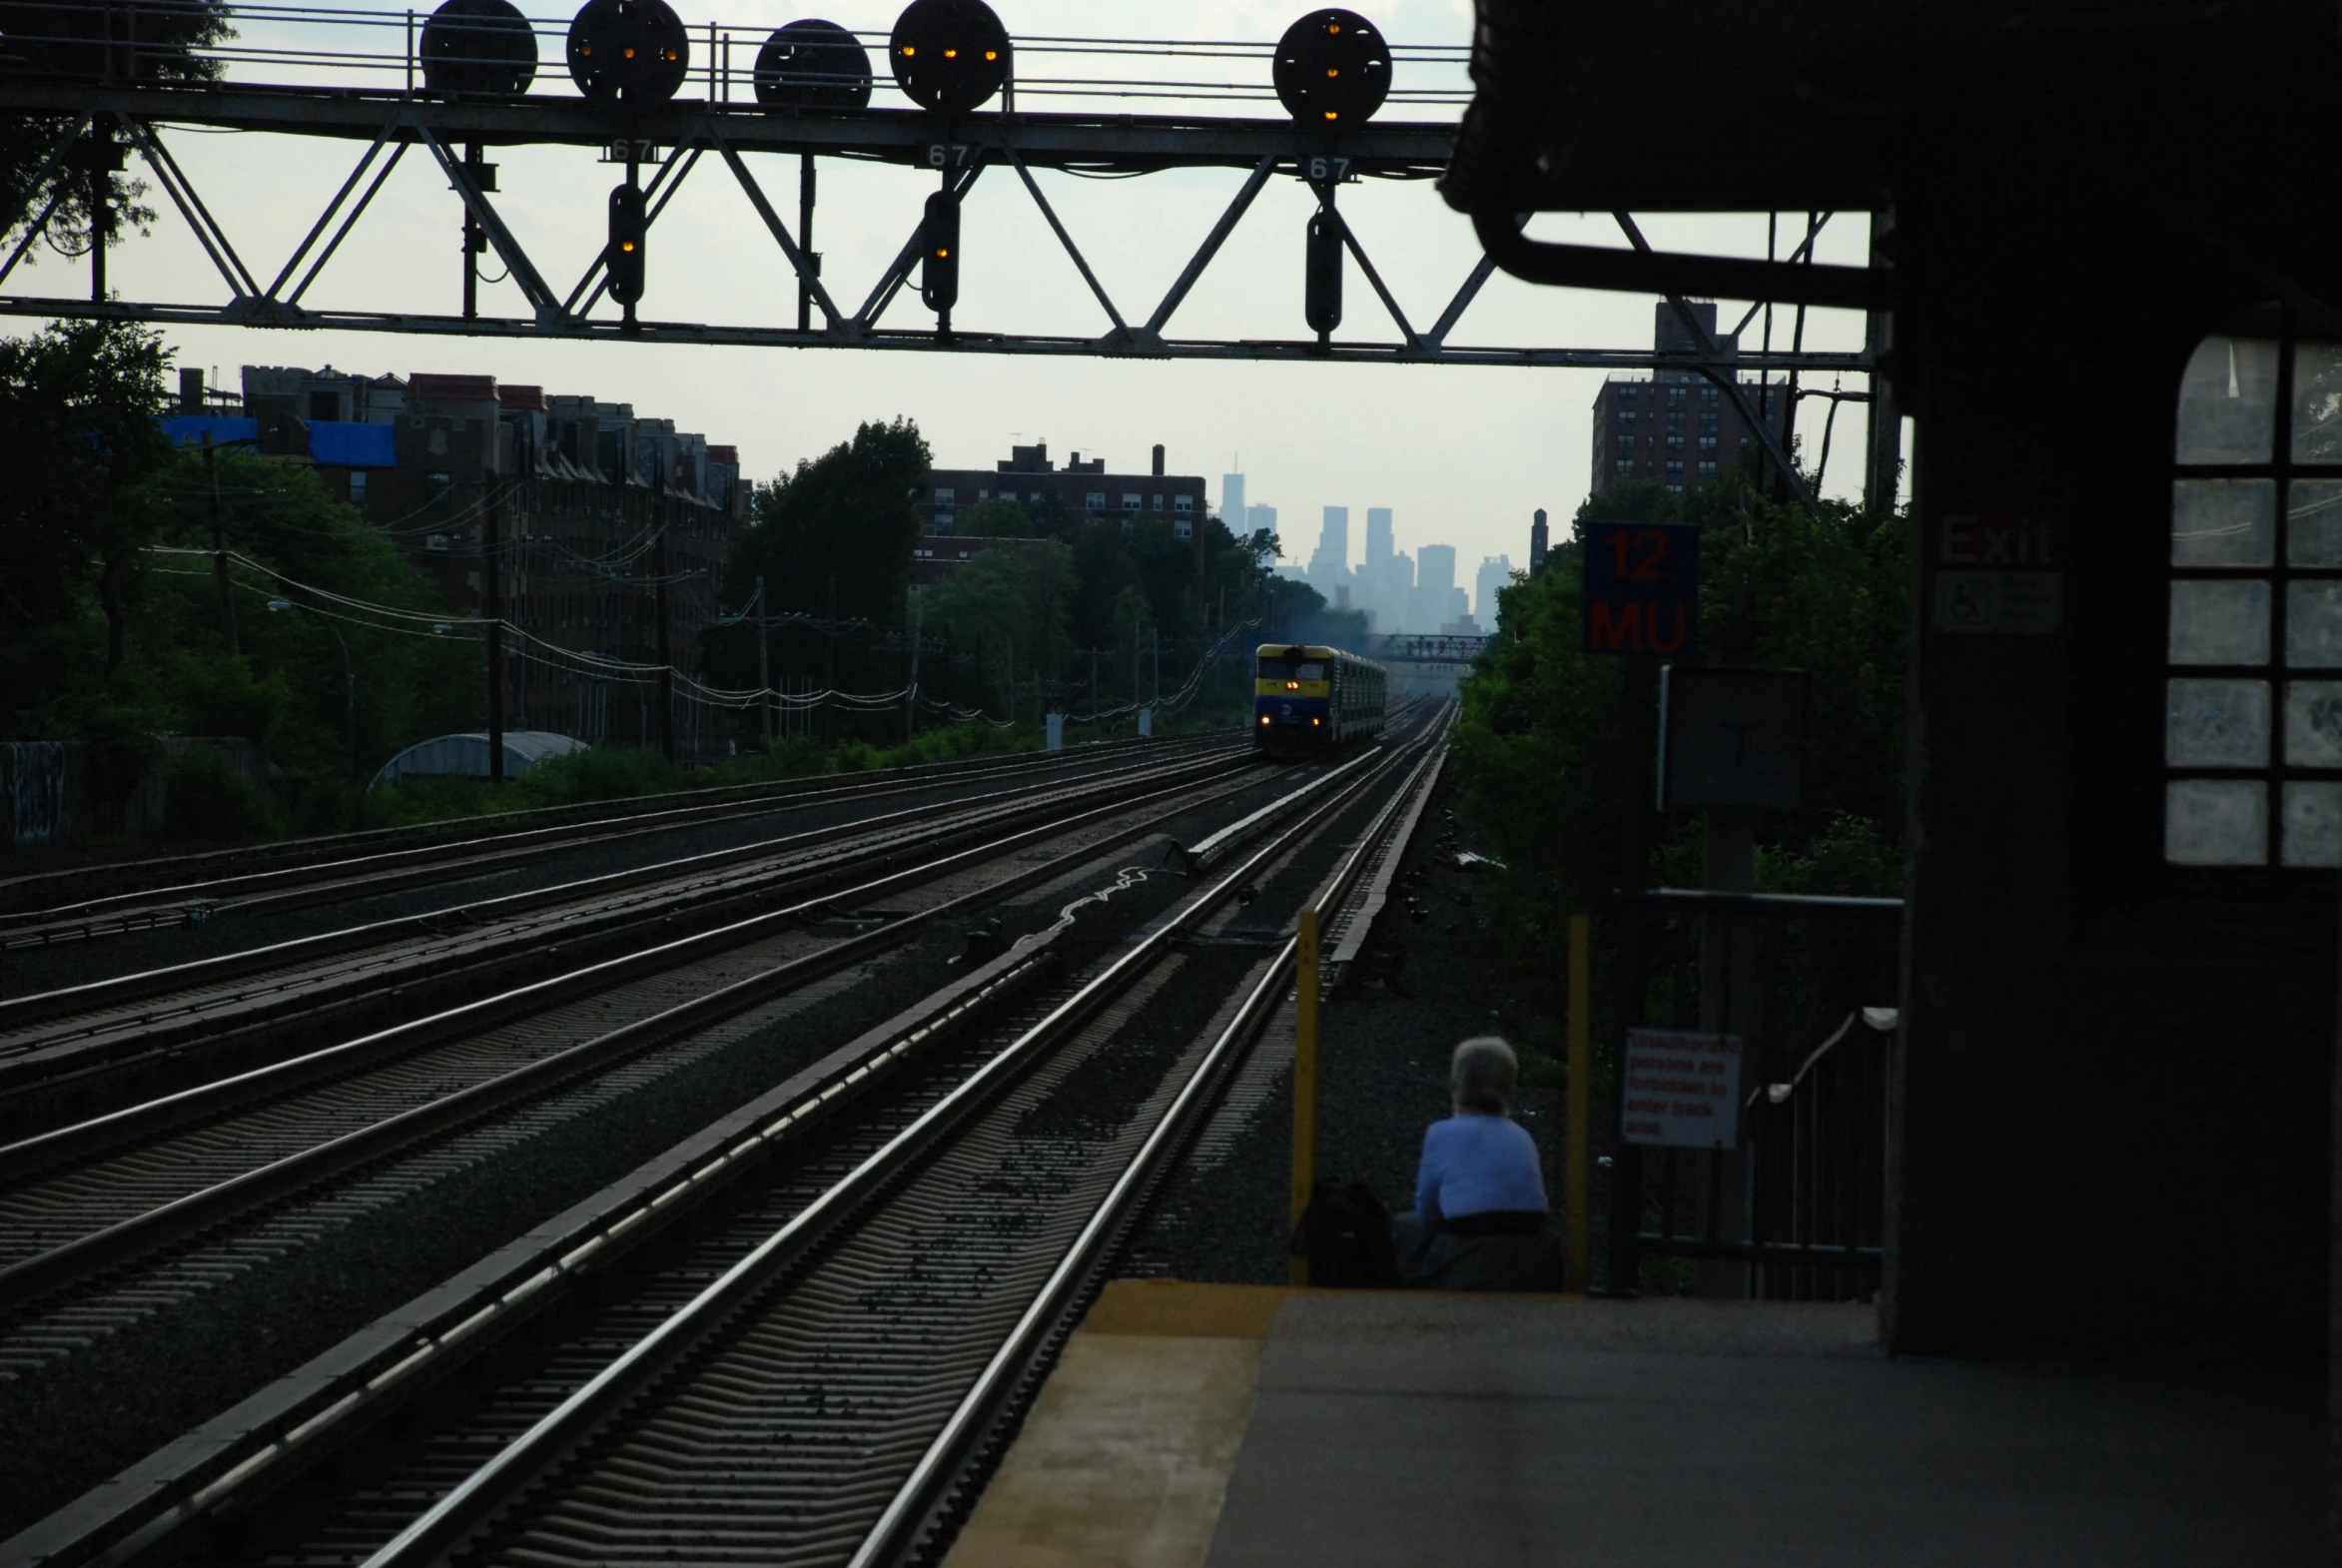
[370, 731, 587, 788]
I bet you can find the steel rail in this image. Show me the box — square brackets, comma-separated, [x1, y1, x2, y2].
[354, 726, 1426, 1568]
[0, 730, 1208, 926]
[0, 742, 1245, 1053]
[860, 712, 1452, 1564]
[0, 743, 1300, 1316]
[0, 707, 1442, 1568]
[0, 944, 1067, 1568]
[0, 746, 1269, 1168]
[0, 739, 1236, 945]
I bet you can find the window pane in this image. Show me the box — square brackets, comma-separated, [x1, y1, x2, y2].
[2288, 580, 2342, 666]
[2165, 779, 2268, 865]
[2293, 343, 2342, 463]
[2288, 480, 2342, 565]
[2283, 782, 2342, 868]
[2285, 681, 2342, 764]
[2166, 679, 2270, 765]
[2175, 336, 2278, 464]
[2170, 478, 2274, 566]
[2168, 578, 2270, 664]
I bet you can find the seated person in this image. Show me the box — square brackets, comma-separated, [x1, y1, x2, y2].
[1392, 1036, 1565, 1291]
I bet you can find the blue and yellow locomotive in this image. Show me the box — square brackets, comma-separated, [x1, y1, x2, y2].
[1253, 643, 1387, 754]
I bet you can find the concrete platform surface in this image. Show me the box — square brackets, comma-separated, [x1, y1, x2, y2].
[1205, 1293, 2323, 1567]
[946, 1281, 1284, 1568]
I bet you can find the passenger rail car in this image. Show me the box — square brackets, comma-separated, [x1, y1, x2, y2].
[1253, 643, 1386, 753]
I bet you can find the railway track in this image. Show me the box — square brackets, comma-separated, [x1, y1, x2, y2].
[0, 742, 1259, 1122]
[0, 733, 1228, 946]
[0, 705, 1450, 1568]
[0, 748, 1374, 1363]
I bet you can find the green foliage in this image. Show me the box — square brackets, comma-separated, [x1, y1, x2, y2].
[926, 538, 1078, 719]
[0, 320, 174, 711]
[163, 748, 278, 842]
[1454, 472, 1910, 967]
[499, 746, 684, 809]
[0, 2, 231, 268]
[0, 322, 476, 843]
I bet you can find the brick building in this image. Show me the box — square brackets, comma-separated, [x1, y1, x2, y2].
[923, 440, 1210, 561]
[1589, 303, 1791, 496]
[178, 366, 745, 755]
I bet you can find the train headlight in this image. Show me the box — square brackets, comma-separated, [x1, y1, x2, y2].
[1259, 715, 1271, 725]
[1311, 717, 1321, 726]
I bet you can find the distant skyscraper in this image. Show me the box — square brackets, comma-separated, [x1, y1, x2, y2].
[1309, 506, 1350, 596]
[1222, 471, 1245, 531]
[1530, 508, 1549, 575]
[1364, 507, 1393, 570]
[1383, 552, 1415, 631]
[1246, 502, 1278, 540]
[1413, 543, 1457, 630]
[1475, 555, 1514, 622]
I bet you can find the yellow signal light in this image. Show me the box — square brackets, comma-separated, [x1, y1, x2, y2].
[935, 247, 950, 258]
[578, 43, 591, 55]
[944, 47, 957, 58]
[1328, 21, 1341, 31]
[619, 240, 637, 253]
[1327, 68, 1338, 77]
[985, 49, 997, 60]
[663, 48, 677, 60]
[622, 45, 636, 58]
[901, 44, 915, 55]
[1324, 110, 1338, 120]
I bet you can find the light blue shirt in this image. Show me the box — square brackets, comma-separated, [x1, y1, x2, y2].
[1413, 1114, 1549, 1223]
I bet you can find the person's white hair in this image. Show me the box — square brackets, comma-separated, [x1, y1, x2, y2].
[1450, 1035, 1518, 1116]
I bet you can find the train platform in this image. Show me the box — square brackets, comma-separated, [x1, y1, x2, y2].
[946, 1279, 2322, 1568]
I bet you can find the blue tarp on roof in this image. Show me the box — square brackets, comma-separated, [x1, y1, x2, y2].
[307, 420, 397, 467]
[160, 415, 258, 447]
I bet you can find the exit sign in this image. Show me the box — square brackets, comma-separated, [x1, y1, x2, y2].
[1582, 522, 1700, 657]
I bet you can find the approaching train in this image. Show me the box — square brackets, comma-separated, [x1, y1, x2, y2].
[1253, 643, 1387, 753]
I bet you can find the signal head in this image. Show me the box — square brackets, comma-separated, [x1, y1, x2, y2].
[889, 0, 1011, 116]
[754, 18, 874, 111]
[567, 0, 689, 109]
[1272, 8, 1389, 126]
[418, 0, 537, 98]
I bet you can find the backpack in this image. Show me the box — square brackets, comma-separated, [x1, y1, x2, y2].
[1299, 1178, 1403, 1288]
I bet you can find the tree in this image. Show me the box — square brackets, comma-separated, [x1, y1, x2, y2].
[703, 417, 929, 715]
[926, 539, 1077, 719]
[0, 319, 172, 708]
[1452, 470, 1909, 961]
[953, 495, 1047, 537]
[0, 1, 233, 269]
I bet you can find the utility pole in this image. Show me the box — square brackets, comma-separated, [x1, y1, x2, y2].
[203, 432, 238, 655]
[754, 573, 772, 743]
[903, 584, 922, 743]
[797, 152, 818, 334]
[461, 142, 491, 319]
[653, 505, 675, 761]
[820, 573, 837, 740]
[485, 481, 505, 784]
[85, 121, 117, 303]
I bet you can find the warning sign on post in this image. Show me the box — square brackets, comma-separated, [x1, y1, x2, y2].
[1622, 1029, 1744, 1149]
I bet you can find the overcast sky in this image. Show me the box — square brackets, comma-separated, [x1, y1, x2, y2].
[37, 0, 1879, 577]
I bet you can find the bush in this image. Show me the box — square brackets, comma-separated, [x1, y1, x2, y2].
[499, 746, 682, 810]
[163, 747, 278, 841]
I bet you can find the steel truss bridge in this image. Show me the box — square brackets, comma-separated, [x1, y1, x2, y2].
[0, 4, 1877, 408]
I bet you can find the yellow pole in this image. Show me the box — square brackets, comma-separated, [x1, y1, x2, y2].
[1567, 914, 1593, 1291]
[1289, 907, 1321, 1287]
